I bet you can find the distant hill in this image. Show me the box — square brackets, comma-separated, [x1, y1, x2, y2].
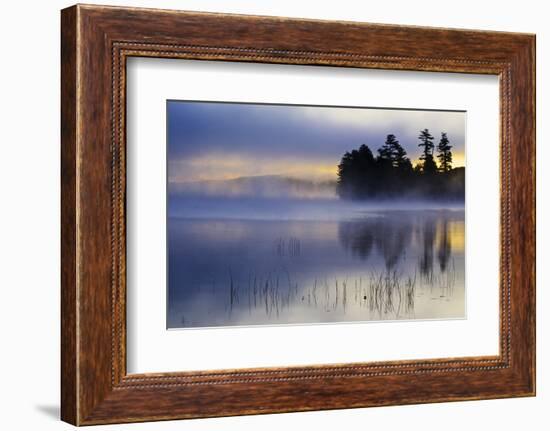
[170, 175, 337, 199]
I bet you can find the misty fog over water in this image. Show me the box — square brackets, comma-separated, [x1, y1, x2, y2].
[167, 193, 465, 329]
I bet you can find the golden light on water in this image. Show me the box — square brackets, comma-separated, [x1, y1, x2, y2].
[448, 220, 465, 253]
[434, 219, 465, 253]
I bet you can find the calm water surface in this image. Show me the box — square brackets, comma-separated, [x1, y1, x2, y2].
[167, 200, 465, 328]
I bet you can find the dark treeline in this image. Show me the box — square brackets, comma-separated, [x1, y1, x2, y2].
[337, 129, 464, 200]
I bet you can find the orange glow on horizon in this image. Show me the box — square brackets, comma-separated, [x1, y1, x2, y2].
[412, 151, 465, 169]
[169, 153, 339, 183]
[170, 150, 465, 184]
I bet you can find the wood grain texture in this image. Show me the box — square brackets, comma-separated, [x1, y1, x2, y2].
[60, 4, 536, 425]
[60, 6, 78, 425]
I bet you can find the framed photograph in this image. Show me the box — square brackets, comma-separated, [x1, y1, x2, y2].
[61, 4, 535, 425]
[164, 100, 466, 329]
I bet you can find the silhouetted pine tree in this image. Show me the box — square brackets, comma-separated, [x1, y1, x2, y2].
[375, 140, 394, 195]
[337, 144, 377, 198]
[437, 132, 453, 172]
[421, 154, 438, 174]
[357, 144, 375, 166]
[393, 141, 412, 172]
[377, 134, 397, 162]
[378, 134, 411, 170]
[417, 129, 434, 166]
[418, 129, 438, 174]
[337, 151, 356, 198]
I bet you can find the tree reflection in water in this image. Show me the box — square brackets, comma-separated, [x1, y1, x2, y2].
[438, 219, 452, 272]
[338, 211, 455, 278]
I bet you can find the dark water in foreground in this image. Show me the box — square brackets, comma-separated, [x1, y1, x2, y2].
[167, 203, 465, 329]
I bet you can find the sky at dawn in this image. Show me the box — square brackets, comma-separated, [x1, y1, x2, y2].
[168, 101, 466, 183]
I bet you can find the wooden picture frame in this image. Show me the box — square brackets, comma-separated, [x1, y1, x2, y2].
[61, 4, 535, 425]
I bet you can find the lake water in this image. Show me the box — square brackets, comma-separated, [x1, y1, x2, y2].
[167, 199, 465, 329]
